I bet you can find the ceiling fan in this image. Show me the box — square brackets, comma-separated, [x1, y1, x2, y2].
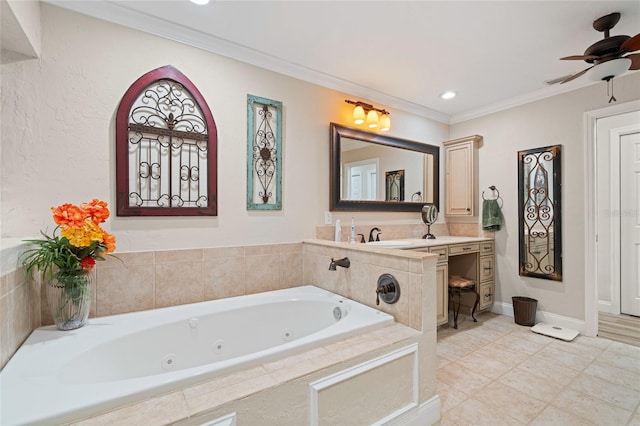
[558, 12, 640, 85]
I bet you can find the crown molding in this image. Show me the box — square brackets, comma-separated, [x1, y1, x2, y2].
[449, 78, 597, 124]
[45, 0, 451, 124]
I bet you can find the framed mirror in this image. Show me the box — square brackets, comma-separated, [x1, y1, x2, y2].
[518, 144, 562, 281]
[330, 123, 439, 212]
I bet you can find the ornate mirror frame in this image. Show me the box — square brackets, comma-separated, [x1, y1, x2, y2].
[330, 123, 440, 212]
[518, 144, 562, 281]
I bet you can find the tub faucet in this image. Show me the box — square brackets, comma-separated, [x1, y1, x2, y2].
[329, 257, 351, 271]
[368, 227, 382, 242]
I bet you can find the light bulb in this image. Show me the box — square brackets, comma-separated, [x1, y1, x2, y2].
[353, 105, 365, 125]
[366, 110, 378, 128]
[379, 114, 391, 131]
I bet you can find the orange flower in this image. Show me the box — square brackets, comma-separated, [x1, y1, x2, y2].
[101, 231, 116, 254]
[51, 203, 88, 228]
[82, 199, 110, 224]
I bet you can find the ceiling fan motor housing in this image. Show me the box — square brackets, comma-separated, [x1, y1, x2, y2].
[584, 35, 632, 63]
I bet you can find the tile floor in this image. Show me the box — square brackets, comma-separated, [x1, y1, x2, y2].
[436, 313, 640, 426]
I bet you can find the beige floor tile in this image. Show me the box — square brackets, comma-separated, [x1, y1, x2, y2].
[597, 349, 640, 375]
[529, 405, 597, 426]
[569, 373, 640, 411]
[436, 315, 640, 426]
[508, 327, 557, 345]
[534, 345, 593, 371]
[607, 340, 640, 358]
[437, 340, 474, 362]
[474, 381, 546, 424]
[552, 388, 633, 426]
[493, 333, 545, 355]
[437, 380, 469, 413]
[446, 397, 526, 426]
[455, 351, 514, 380]
[480, 316, 521, 334]
[474, 342, 530, 366]
[498, 367, 565, 403]
[516, 354, 582, 385]
[548, 338, 604, 360]
[583, 360, 640, 391]
[437, 362, 492, 394]
[439, 331, 491, 350]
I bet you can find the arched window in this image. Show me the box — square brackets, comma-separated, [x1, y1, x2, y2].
[116, 65, 217, 216]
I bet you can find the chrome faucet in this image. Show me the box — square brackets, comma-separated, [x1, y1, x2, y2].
[368, 227, 382, 242]
[329, 257, 350, 271]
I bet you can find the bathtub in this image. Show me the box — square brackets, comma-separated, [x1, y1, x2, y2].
[0, 285, 394, 425]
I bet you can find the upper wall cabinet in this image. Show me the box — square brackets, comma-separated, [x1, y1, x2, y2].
[443, 135, 482, 218]
[116, 65, 218, 216]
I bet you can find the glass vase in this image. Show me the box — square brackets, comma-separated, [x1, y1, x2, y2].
[46, 268, 94, 331]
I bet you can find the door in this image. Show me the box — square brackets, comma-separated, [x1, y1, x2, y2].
[621, 130, 640, 316]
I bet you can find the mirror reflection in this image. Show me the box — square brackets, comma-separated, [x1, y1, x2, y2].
[330, 123, 439, 212]
[518, 145, 562, 281]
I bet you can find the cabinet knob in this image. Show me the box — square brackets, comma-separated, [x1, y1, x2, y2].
[466, 208, 471, 211]
[484, 293, 493, 298]
[483, 266, 493, 270]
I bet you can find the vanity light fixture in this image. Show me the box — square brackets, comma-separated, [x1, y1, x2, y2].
[440, 91, 456, 100]
[344, 99, 391, 131]
[190, 0, 210, 4]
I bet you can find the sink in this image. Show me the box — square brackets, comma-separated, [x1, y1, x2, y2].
[367, 240, 413, 247]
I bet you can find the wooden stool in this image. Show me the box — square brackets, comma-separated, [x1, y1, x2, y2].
[448, 275, 479, 329]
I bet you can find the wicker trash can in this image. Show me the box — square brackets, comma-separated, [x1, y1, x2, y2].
[512, 296, 538, 326]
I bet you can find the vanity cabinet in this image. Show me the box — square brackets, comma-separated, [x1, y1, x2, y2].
[443, 135, 482, 218]
[410, 239, 494, 326]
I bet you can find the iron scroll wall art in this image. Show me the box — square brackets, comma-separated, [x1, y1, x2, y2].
[115, 65, 218, 216]
[247, 95, 283, 210]
[517, 144, 562, 281]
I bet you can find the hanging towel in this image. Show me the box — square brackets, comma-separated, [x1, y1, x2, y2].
[482, 199, 503, 231]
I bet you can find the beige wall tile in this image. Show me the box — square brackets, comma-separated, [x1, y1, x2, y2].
[279, 252, 303, 288]
[244, 244, 280, 256]
[203, 257, 246, 300]
[155, 262, 203, 308]
[203, 246, 245, 259]
[96, 265, 154, 316]
[97, 251, 154, 267]
[155, 249, 202, 264]
[0, 294, 9, 368]
[244, 254, 281, 294]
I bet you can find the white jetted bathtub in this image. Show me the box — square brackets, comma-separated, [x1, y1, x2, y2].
[0, 285, 394, 425]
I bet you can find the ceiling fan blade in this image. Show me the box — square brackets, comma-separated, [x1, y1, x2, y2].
[559, 66, 594, 84]
[621, 33, 640, 52]
[560, 54, 600, 61]
[627, 53, 640, 70]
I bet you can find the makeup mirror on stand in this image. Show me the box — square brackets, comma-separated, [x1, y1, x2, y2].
[421, 204, 438, 239]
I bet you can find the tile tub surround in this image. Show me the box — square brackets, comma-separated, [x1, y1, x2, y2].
[5, 240, 439, 424]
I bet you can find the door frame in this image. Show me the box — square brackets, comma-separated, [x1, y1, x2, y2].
[584, 100, 640, 337]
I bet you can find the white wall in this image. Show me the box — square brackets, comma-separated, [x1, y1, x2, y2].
[450, 72, 640, 320]
[0, 4, 448, 252]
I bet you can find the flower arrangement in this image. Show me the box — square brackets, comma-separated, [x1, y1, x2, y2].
[21, 199, 116, 279]
[21, 199, 116, 330]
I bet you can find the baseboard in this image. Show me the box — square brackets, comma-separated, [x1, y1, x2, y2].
[387, 395, 440, 426]
[491, 301, 587, 335]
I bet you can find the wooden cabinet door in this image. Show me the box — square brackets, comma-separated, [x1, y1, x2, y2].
[445, 141, 473, 216]
[436, 263, 448, 326]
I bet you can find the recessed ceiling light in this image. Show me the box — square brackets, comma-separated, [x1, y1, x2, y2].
[441, 91, 456, 100]
[190, 0, 210, 5]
